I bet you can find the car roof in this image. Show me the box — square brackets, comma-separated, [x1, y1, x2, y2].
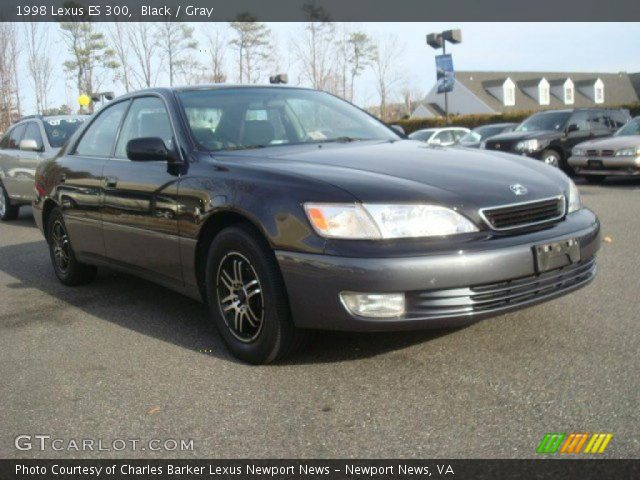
[15, 114, 87, 125]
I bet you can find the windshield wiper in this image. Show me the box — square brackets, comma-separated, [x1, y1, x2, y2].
[318, 136, 371, 144]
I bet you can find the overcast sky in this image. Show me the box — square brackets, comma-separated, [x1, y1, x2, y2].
[16, 22, 640, 113]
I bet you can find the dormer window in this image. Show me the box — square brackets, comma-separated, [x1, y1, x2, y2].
[594, 78, 604, 104]
[538, 78, 550, 105]
[503, 78, 515, 106]
[563, 79, 574, 105]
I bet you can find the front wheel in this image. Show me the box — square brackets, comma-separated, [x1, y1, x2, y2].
[46, 207, 97, 286]
[540, 149, 561, 168]
[205, 224, 306, 364]
[0, 181, 20, 221]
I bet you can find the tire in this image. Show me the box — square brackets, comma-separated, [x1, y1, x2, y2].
[46, 207, 97, 286]
[0, 181, 20, 221]
[585, 175, 606, 184]
[540, 149, 561, 169]
[205, 224, 306, 364]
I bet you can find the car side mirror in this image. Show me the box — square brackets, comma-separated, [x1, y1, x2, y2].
[126, 137, 173, 162]
[565, 124, 579, 134]
[390, 125, 406, 137]
[430, 137, 441, 145]
[19, 139, 40, 151]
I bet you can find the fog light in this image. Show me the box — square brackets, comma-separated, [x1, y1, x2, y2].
[340, 292, 405, 318]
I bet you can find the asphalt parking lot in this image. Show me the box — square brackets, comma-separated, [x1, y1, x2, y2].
[1, 179, 638, 459]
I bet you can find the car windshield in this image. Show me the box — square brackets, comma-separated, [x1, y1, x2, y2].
[460, 125, 505, 143]
[177, 87, 398, 151]
[515, 112, 571, 132]
[615, 118, 640, 136]
[43, 117, 86, 148]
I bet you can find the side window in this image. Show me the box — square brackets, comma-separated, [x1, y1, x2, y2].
[24, 122, 44, 150]
[0, 128, 13, 149]
[610, 111, 629, 129]
[569, 111, 590, 132]
[75, 101, 129, 157]
[435, 130, 454, 144]
[8, 124, 27, 149]
[453, 130, 466, 141]
[115, 97, 173, 159]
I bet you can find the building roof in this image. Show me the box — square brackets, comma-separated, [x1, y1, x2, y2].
[453, 71, 639, 112]
[630, 73, 640, 98]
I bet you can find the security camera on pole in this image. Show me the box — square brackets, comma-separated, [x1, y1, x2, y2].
[426, 29, 462, 125]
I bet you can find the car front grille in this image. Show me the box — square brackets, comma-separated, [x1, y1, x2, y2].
[480, 196, 565, 231]
[406, 257, 595, 319]
[486, 140, 515, 152]
[586, 149, 615, 157]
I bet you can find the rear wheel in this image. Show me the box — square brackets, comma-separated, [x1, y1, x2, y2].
[205, 224, 306, 364]
[46, 207, 97, 286]
[0, 181, 20, 221]
[585, 175, 606, 184]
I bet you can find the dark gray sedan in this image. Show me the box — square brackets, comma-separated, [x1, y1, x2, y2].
[33, 85, 600, 363]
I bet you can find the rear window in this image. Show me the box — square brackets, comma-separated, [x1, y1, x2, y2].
[43, 118, 85, 148]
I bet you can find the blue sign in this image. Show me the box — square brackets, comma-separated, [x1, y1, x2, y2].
[436, 54, 455, 93]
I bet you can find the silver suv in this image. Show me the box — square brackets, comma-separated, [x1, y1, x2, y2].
[0, 115, 85, 220]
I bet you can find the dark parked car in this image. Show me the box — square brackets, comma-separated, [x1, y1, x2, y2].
[0, 115, 85, 220]
[483, 108, 630, 171]
[33, 86, 600, 364]
[458, 122, 517, 148]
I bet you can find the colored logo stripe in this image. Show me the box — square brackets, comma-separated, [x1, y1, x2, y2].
[560, 433, 589, 454]
[537, 433, 613, 454]
[584, 433, 613, 454]
[536, 433, 566, 454]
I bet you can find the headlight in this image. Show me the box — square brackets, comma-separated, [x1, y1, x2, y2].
[615, 147, 640, 156]
[572, 147, 585, 156]
[515, 139, 542, 151]
[567, 179, 582, 213]
[304, 203, 478, 239]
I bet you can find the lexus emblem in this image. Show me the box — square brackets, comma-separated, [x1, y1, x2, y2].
[509, 184, 528, 196]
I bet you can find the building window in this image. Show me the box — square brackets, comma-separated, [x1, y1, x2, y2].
[504, 85, 515, 106]
[564, 85, 574, 105]
[539, 85, 550, 105]
[594, 85, 604, 104]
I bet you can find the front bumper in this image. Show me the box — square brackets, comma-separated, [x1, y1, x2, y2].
[277, 209, 600, 331]
[569, 155, 640, 176]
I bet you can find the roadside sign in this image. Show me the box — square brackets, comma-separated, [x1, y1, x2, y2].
[436, 54, 455, 93]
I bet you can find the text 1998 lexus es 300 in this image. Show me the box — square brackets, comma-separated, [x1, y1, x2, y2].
[34, 85, 600, 364]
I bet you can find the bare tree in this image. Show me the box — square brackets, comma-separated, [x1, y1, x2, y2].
[294, 3, 335, 91]
[108, 23, 132, 92]
[128, 23, 159, 89]
[59, 20, 119, 110]
[400, 83, 425, 117]
[347, 31, 375, 102]
[24, 23, 54, 113]
[202, 25, 227, 83]
[372, 34, 404, 121]
[155, 21, 198, 86]
[0, 23, 21, 130]
[229, 14, 272, 84]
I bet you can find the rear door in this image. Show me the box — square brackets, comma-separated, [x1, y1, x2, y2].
[563, 111, 593, 151]
[0, 123, 26, 199]
[59, 100, 130, 259]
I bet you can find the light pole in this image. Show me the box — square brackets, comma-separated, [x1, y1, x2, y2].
[427, 29, 462, 124]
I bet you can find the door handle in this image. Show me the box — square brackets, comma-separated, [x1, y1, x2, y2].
[104, 177, 118, 189]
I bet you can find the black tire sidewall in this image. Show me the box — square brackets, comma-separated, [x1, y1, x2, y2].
[0, 181, 19, 221]
[205, 225, 292, 364]
[46, 207, 94, 285]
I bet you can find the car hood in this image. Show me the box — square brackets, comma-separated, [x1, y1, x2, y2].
[215, 140, 569, 211]
[575, 135, 638, 150]
[487, 130, 561, 143]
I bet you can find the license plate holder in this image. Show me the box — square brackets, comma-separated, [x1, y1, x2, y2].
[588, 159, 603, 169]
[534, 238, 580, 273]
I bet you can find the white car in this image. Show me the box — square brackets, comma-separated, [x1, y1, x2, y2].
[408, 127, 470, 146]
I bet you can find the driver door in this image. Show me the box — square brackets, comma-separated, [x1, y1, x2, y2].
[101, 95, 183, 285]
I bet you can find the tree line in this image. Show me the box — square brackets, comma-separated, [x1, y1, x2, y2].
[0, 11, 423, 132]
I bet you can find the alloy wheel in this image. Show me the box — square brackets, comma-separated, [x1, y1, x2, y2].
[51, 220, 71, 273]
[543, 154, 559, 167]
[216, 252, 264, 343]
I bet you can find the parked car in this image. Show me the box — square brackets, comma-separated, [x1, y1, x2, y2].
[569, 116, 640, 183]
[458, 123, 517, 148]
[0, 115, 86, 221]
[33, 85, 600, 364]
[482, 108, 630, 172]
[408, 127, 470, 146]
